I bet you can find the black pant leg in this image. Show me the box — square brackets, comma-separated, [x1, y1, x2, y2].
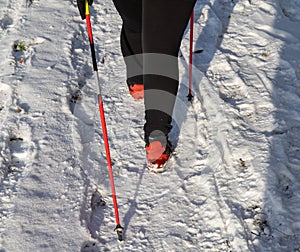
[142, 0, 196, 142]
[112, 0, 143, 85]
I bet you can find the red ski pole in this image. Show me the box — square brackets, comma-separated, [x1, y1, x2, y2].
[187, 10, 194, 102]
[84, 0, 123, 241]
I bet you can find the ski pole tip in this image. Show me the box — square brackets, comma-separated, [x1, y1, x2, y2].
[114, 224, 124, 241]
[187, 93, 194, 102]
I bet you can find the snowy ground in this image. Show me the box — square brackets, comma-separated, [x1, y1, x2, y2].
[1, 0, 300, 251]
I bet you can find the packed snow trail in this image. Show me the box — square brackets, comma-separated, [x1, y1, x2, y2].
[0, 0, 300, 251]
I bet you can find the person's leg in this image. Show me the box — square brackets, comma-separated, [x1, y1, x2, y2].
[112, 0, 143, 86]
[142, 0, 196, 145]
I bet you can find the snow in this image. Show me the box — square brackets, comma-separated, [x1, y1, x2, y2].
[1, 0, 300, 251]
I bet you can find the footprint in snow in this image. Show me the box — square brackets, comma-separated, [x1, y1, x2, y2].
[0, 83, 12, 127]
[0, 14, 13, 31]
[80, 241, 101, 252]
[0, 83, 12, 179]
[1, 121, 36, 182]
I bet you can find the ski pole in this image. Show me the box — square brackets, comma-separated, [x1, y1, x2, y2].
[84, 0, 123, 241]
[187, 9, 194, 102]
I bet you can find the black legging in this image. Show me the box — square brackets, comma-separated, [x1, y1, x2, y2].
[112, 0, 196, 143]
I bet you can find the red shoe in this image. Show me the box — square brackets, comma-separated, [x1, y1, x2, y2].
[129, 84, 144, 100]
[146, 140, 173, 172]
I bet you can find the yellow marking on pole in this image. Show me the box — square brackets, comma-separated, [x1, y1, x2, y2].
[85, 0, 90, 15]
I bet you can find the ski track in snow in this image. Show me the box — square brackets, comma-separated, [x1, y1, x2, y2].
[0, 0, 300, 251]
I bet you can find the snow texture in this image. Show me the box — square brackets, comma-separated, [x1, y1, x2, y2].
[1, 0, 300, 251]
